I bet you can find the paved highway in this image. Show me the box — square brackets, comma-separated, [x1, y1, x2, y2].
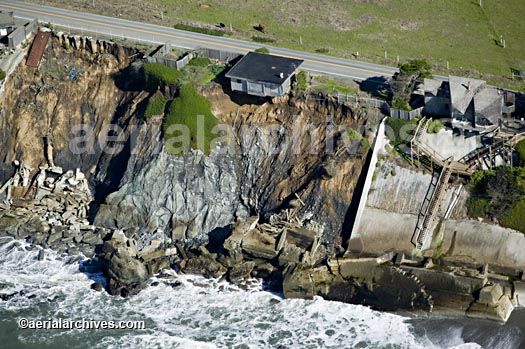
[0, 0, 398, 82]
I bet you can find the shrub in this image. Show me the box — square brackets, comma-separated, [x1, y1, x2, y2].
[252, 36, 275, 43]
[467, 168, 525, 233]
[315, 47, 330, 54]
[385, 117, 416, 147]
[144, 94, 168, 119]
[254, 47, 270, 54]
[142, 62, 182, 92]
[427, 119, 444, 134]
[187, 57, 212, 67]
[391, 97, 411, 111]
[164, 84, 218, 155]
[500, 200, 525, 233]
[0, 69, 5, 81]
[210, 64, 226, 77]
[516, 139, 525, 166]
[466, 197, 489, 218]
[293, 71, 308, 93]
[180, 66, 215, 87]
[399, 59, 433, 79]
[174, 24, 225, 37]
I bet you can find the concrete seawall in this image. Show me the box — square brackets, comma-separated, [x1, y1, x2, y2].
[348, 117, 386, 249]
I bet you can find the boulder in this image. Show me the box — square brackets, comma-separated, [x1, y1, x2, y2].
[478, 283, 503, 305]
[282, 264, 314, 299]
[278, 242, 303, 266]
[241, 229, 278, 259]
[106, 249, 149, 297]
[183, 254, 227, 279]
[146, 257, 170, 275]
[228, 261, 255, 283]
[467, 294, 514, 322]
[90, 282, 103, 292]
[98, 232, 149, 297]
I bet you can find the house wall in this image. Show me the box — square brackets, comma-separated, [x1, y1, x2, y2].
[7, 20, 37, 48]
[424, 95, 450, 116]
[230, 76, 293, 97]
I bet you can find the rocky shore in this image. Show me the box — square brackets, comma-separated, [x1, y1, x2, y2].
[0, 156, 520, 322]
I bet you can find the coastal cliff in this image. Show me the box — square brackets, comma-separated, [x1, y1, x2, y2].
[0, 31, 522, 323]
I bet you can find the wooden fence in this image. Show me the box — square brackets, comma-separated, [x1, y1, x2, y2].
[389, 106, 424, 119]
[146, 46, 242, 71]
[337, 93, 423, 119]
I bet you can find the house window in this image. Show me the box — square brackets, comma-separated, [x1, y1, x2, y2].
[236, 79, 242, 83]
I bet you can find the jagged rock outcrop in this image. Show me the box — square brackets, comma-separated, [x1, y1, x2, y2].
[97, 230, 177, 296]
[94, 93, 371, 247]
[94, 149, 246, 247]
[99, 231, 148, 297]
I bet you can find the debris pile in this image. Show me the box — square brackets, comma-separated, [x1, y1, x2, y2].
[0, 160, 102, 256]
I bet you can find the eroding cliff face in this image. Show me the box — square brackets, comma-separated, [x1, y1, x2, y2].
[0, 34, 143, 184]
[94, 149, 246, 245]
[0, 34, 371, 248]
[95, 92, 371, 246]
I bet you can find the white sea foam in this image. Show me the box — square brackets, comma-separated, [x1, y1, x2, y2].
[0, 238, 487, 348]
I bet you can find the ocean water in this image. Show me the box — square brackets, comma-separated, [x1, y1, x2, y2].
[0, 237, 522, 349]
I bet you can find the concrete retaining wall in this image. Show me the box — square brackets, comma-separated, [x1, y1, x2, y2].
[7, 20, 37, 48]
[348, 118, 386, 245]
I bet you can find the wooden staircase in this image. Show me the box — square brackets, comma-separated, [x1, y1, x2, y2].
[412, 163, 452, 250]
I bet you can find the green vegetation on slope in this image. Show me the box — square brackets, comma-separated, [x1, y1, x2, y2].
[293, 71, 308, 94]
[144, 94, 168, 119]
[0, 69, 5, 81]
[467, 167, 525, 233]
[385, 117, 417, 148]
[142, 62, 182, 91]
[516, 140, 525, 167]
[344, 128, 370, 152]
[164, 84, 218, 155]
[187, 57, 212, 67]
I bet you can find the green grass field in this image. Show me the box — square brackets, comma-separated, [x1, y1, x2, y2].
[26, 0, 525, 89]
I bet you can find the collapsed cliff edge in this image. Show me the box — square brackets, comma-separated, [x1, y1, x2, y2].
[0, 31, 517, 321]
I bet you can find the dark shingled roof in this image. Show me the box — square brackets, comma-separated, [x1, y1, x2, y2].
[226, 52, 303, 84]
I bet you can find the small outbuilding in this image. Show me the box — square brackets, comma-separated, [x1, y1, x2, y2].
[0, 11, 15, 38]
[226, 52, 303, 97]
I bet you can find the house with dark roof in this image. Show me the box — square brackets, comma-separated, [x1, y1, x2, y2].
[0, 11, 15, 38]
[225, 52, 303, 97]
[422, 76, 514, 132]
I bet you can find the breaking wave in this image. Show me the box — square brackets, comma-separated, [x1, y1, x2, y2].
[0, 238, 509, 348]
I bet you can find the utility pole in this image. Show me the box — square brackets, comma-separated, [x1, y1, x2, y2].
[92, 0, 95, 8]
[479, 0, 482, 7]
[160, 11, 163, 21]
[299, 35, 302, 45]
